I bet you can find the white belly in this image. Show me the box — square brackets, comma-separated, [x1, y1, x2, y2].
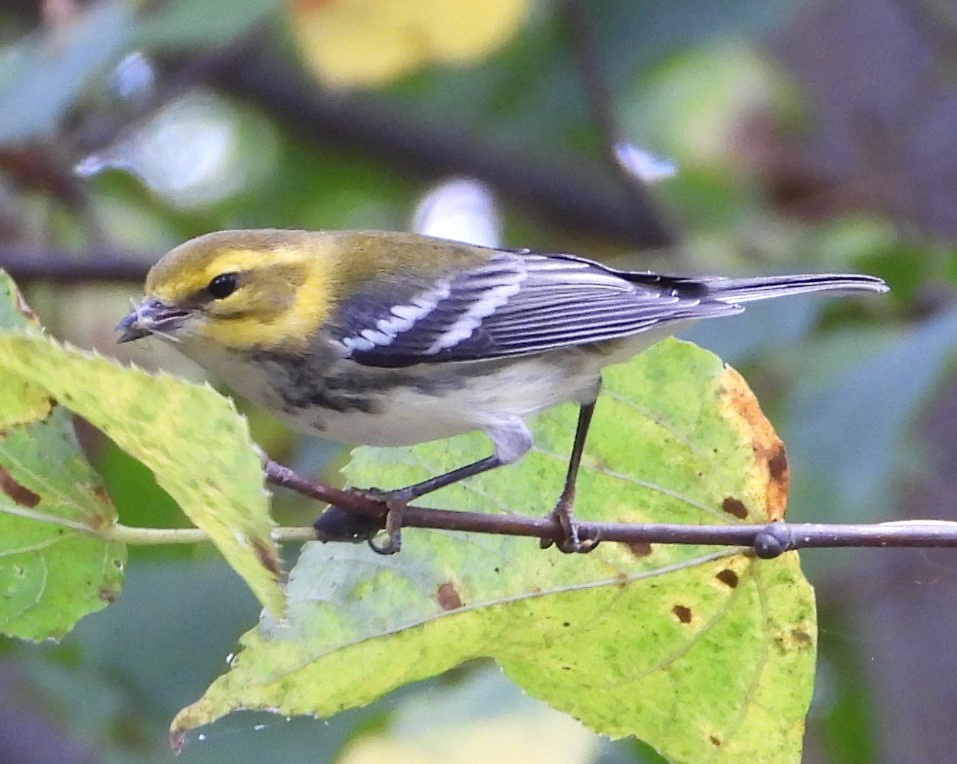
[179, 327, 680, 448]
[294, 355, 601, 446]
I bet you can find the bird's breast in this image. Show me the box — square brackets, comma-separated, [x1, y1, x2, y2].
[190, 341, 608, 447]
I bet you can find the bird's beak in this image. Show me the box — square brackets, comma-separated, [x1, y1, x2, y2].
[116, 298, 188, 343]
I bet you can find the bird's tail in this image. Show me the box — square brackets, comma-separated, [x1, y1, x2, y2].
[704, 273, 888, 304]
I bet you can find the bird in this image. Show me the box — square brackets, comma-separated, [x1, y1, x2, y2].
[116, 229, 888, 553]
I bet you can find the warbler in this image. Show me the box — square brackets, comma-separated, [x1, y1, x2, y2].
[117, 229, 887, 553]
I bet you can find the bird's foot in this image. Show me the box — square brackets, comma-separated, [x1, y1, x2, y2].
[348, 486, 412, 555]
[540, 491, 599, 554]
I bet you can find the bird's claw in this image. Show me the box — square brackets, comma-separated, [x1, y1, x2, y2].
[345, 486, 415, 555]
[540, 499, 599, 554]
[366, 496, 408, 555]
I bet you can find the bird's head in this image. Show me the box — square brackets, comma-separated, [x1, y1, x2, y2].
[117, 229, 343, 352]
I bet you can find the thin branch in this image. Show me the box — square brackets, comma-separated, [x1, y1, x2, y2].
[11, 461, 957, 555]
[106, 524, 316, 545]
[264, 461, 957, 557]
[107, 525, 212, 545]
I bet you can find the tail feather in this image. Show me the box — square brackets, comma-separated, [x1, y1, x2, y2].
[702, 273, 888, 304]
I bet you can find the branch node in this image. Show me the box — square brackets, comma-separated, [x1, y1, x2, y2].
[753, 523, 793, 559]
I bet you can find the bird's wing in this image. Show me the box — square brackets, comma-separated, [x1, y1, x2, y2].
[330, 250, 740, 368]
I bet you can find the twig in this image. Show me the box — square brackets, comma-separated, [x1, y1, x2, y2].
[263, 460, 957, 557]
[17, 459, 955, 554]
[104, 524, 315, 545]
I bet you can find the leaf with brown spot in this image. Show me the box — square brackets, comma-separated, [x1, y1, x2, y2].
[0, 270, 39, 329]
[175, 340, 815, 764]
[626, 541, 653, 557]
[721, 496, 748, 519]
[99, 585, 120, 603]
[0, 281, 283, 616]
[782, 628, 815, 650]
[0, 270, 282, 639]
[768, 444, 789, 482]
[672, 604, 693, 624]
[436, 582, 463, 610]
[0, 465, 40, 508]
[717, 366, 791, 521]
[716, 569, 740, 589]
[0, 274, 125, 641]
[253, 538, 282, 579]
[0, 406, 125, 641]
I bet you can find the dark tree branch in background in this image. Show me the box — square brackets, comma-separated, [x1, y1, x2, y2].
[0, 147, 87, 210]
[0, 245, 150, 283]
[264, 460, 957, 556]
[560, 0, 675, 237]
[215, 50, 677, 249]
[0, 146, 107, 244]
[0, 32, 680, 284]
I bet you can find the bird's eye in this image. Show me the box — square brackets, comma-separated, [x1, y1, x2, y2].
[206, 272, 239, 299]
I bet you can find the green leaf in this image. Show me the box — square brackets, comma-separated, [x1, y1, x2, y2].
[0, 405, 126, 641]
[173, 340, 815, 764]
[0, 275, 124, 641]
[0, 273, 283, 617]
[0, 274, 53, 425]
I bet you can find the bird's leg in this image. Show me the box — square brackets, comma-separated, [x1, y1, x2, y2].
[358, 454, 505, 503]
[541, 399, 600, 553]
[360, 456, 503, 555]
[359, 421, 532, 554]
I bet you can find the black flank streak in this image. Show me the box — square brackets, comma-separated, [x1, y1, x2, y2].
[248, 348, 486, 418]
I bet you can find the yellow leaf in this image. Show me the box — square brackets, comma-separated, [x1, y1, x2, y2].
[288, 0, 529, 88]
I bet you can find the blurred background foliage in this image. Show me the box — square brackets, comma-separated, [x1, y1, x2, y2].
[0, 0, 955, 761]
